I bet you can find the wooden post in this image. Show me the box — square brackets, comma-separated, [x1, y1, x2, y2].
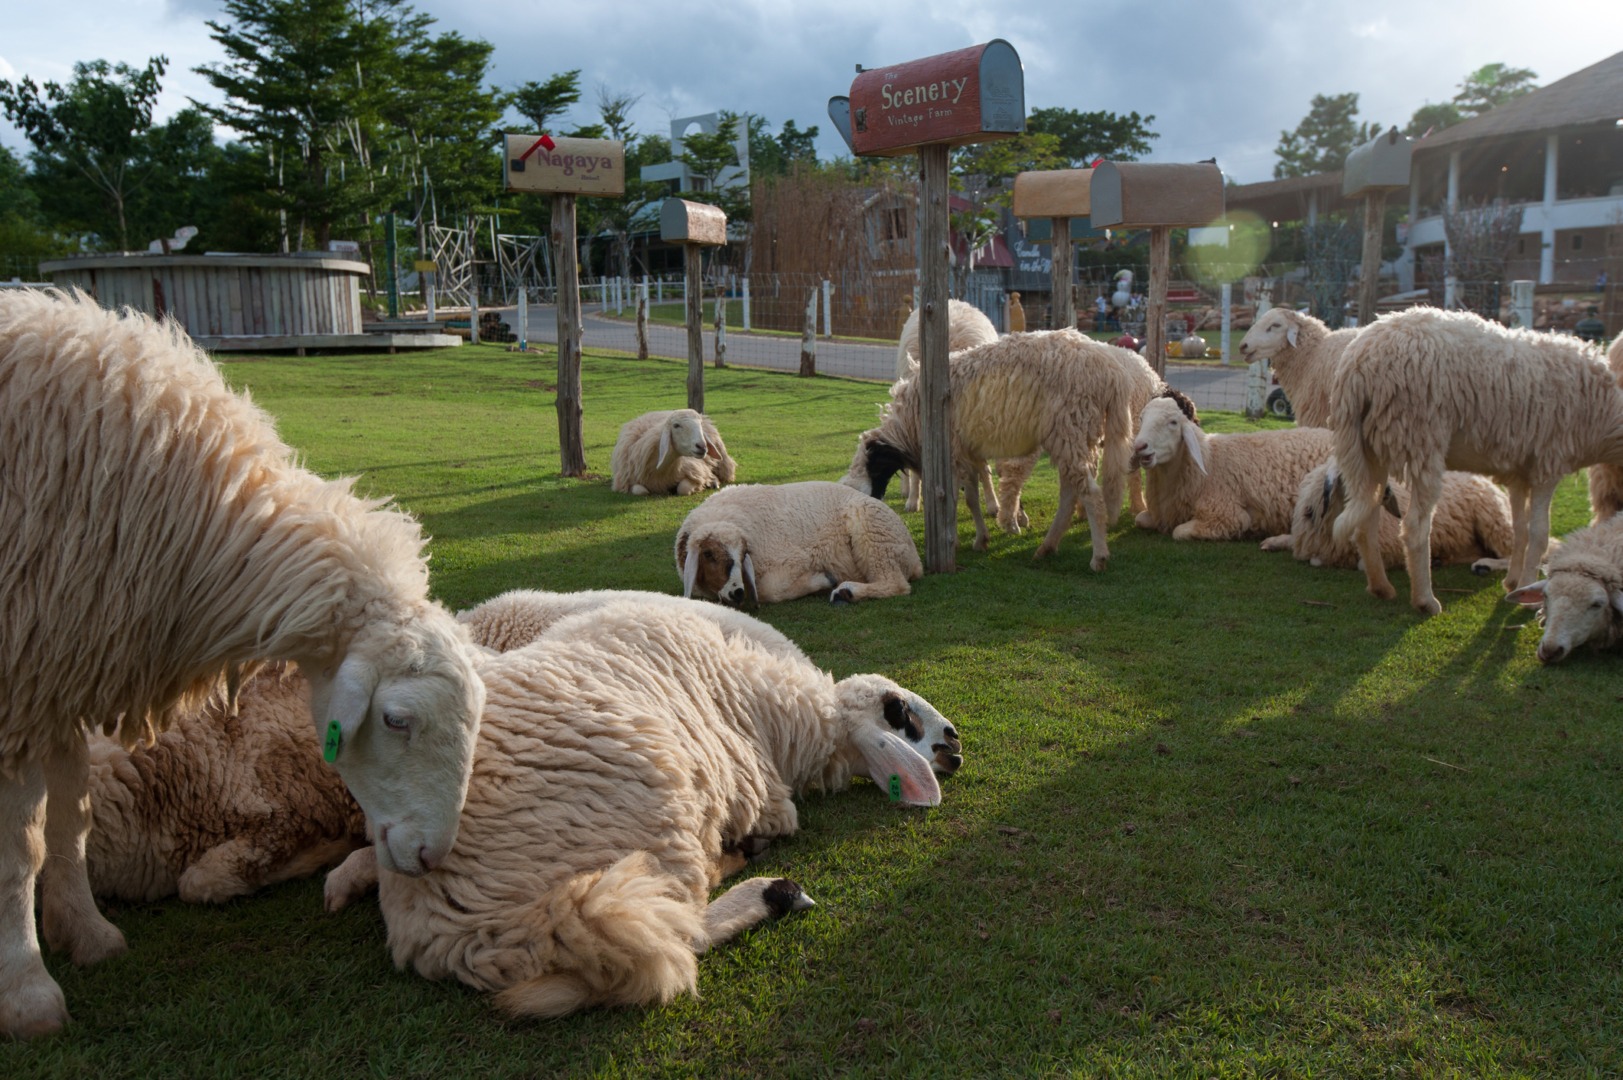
[552, 194, 586, 476]
[714, 290, 727, 368]
[800, 289, 817, 376]
[1357, 190, 1387, 327]
[684, 243, 704, 412]
[636, 287, 649, 359]
[1145, 226, 1171, 378]
[1050, 217, 1073, 331]
[919, 142, 956, 574]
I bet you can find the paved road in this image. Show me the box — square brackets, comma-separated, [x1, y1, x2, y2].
[504, 303, 1254, 412]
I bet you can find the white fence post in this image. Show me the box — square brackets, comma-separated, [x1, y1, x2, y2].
[800, 289, 818, 376]
[469, 287, 480, 345]
[1245, 290, 1272, 418]
[1219, 282, 1231, 365]
[742, 277, 751, 332]
[517, 290, 529, 351]
[714, 292, 727, 368]
[822, 279, 834, 339]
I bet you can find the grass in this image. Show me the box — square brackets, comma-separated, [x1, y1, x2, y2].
[6, 342, 1618, 1078]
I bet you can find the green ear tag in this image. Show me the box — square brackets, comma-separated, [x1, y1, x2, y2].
[323, 720, 342, 763]
[888, 774, 902, 802]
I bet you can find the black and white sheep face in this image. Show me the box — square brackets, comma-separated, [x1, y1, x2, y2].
[677, 525, 756, 608]
[842, 430, 915, 501]
[1507, 575, 1623, 664]
[835, 675, 962, 807]
[1239, 310, 1299, 361]
[1131, 397, 1206, 474]
[306, 607, 484, 876]
[658, 411, 711, 469]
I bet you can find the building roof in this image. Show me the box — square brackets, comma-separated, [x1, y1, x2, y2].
[1224, 171, 1360, 223]
[1414, 50, 1623, 154]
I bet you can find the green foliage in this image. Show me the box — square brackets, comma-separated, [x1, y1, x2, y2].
[1273, 92, 1379, 179]
[748, 115, 820, 178]
[1404, 100, 1464, 138]
[1026, 106, 1159, 167]
[510, 69, 582, 132]
[1452, 62, 1539, 118]
[679, 111, 748, 222]
[951, 132, 1066, 288]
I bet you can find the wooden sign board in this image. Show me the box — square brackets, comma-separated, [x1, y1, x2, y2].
[660, 199, 728, 246]
[1342, 128, 1413, 199]
[833, 39, 1024, 157]
[1012, 168, 1093, 220]
[503, 133, 626, 197]
[1089, 161, 1224, 228]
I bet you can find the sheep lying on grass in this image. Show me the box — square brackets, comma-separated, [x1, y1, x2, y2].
[1260, 460, 1513, 571]
[325, 600, 963, 1019]
[1586, 335, 1623, 523]
[611, 409, 736, 495]
[0, 289, 483, 1038]
[1507, 513, 1623, 663]
[677, 482, 922, 605]
[1238, 308, 1358, 427]
[1131, 390, 1332, 541]
[1330, 307, 1623, 614]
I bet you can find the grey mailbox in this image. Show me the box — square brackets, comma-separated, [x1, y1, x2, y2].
[1089, 161, 1224, 228]
[1342, 127, 1413, 198]
[660, 198, 728, 246]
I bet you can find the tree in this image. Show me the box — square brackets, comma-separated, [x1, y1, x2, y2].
[1452, 63, 1538, 118]
[678, 112, 748, 222]
[0, 56, 169, 249]
[1026, 107, 1158, 167]
[950, 131, 1065, 292]
[748, 116, 820, 178]
[1273, 92, 1379, 179]
[511, 70, 582, 133]
[1404, 101, 1463, 138]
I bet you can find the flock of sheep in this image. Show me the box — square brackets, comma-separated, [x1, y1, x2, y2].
[2, 280, 1620, 1040]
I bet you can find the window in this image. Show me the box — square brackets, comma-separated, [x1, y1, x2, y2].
[1571, 234, 1584, 251]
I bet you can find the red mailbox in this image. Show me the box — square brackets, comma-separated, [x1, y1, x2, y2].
[832, 40, 1024, 157]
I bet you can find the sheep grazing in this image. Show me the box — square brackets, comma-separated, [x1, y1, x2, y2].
[1330, 307, 1623, 614]
[1131, 390, 1333, 541]
[676, 482, 922, 605]
[1237, 308, 1359, 427]
[1506, 513, 1623, 663]
[843, 329, 1137, 568]
[326, 600, 963, 1019]
[74, 666, 366, 905]
[0, 290, 483, 1039]
[611, 409, 736, 496]
[1260, 459, 1513, 571]
[1586, 335, 1623, 523]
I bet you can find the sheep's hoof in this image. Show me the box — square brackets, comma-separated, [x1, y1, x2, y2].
[723, 835, 771, 861]
[1033, 543, 1056, 560]
[829, 587, 854, 606]
[0, 964, 69, 1040]
[1413, 597, 1443, 617]
[1090, 555, 1109, 573]
[972, 537, 989, 552]
[1368, 582, 1397, 601]
[762, 878, 817, 917]
[43, 908, 127, 967]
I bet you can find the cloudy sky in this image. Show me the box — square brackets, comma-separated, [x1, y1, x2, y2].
[3, 0, 1622, 184]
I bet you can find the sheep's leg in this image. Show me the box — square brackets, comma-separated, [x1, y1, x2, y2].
[902, 470, 920, 512]
[1035, 481, 1079, 559]
[1075, 474, 1112, 572]
[1401, 467, 1445, 615]
[1501, 478, 1532, 588]
[1172, 506, 1252, 542]
[995, 455, 1036, 533]
[830, 571, 915, 604]
[1513, 481, 1558, 592]
[39, 738, 127, 966]
[977, 464, 1001, 519]
[324, 845, 380, 913]
[1259, 533, 1293, 553]
[1127, 469, 1146, 516]
[176, 837, 276, 904]
[0, 761, 69, 1039]
[697, 877, 815, 954]
[1355, 511, 1396, 599]
[965, 475, 990, 551]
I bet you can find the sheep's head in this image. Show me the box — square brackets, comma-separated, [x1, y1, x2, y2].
[306, 602, 483, 876]
[1239, 308, 1304, 361]
[658, 410, 711, 469]
[1507, 562, 1623, 664]
[841, 428, 916, 500]
[831, 674, 961, 807]
[1132, 394, 1205, 474]
[677, 523, 756, 607]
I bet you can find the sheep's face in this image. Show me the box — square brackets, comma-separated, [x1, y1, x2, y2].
[842, 429, 915, 500]
[1131, 397, 1204, 473]
[306, 603, 484, 876]
[832, 674, 961, 807]
[1239, 310, 1299, 360]
[1508, 574, 1623, 664]
[658, 411, 711, 469]
[677, 524, 756, 607]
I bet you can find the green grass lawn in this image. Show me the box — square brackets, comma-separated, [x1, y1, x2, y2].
[7, 343, 1618, 1078]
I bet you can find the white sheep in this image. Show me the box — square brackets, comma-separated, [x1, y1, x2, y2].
[611, 409, 737, 495]
[324, 600, 963, 1019]
[1506, 512, 1623, 663]
[1131, 390, 1333, 541]
[1238, 308, 1359, 428]
[1329, 307, 1623, 614]
[1586, 334, 1623, 523]
[842, 329, 1137, 568]
[1259, 459, 1513, 571]
[676, 482, 922, 605]
[0, 289, 484, 1039]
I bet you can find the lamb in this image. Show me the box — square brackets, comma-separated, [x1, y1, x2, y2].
[842, 329, 1138, 568]
[1237, 308, 1359, 428]
[0, 289, 484, 1039]
[324, 600, 964, 1019]
[1329, 306, 1623, 614]
[611, 409, 736, 495]
[676, 482, 922, 605]
[1586, 334, 1623, 523]
[1131, 390, 1333, 541]
[1506, 513, 1623, 663]
[1259, 459, 1513, 571]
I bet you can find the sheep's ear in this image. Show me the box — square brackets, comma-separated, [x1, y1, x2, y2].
[681, 542, 701, 598]
[1180, 419, 1207, 475]
[741, 550, 758, 609]
[1285, 323, 1299, 348]
[658, 425, 673, 469]
[853, 728, 941, 807]
[1505, 581, 1547, 606]
[326, 653, 377, 749]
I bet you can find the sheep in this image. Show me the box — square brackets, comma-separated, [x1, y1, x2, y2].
[1259, 459, 1513, 571]
[324, 600, 964, 1019]
[1329, 307, 1623, 614]
[610, 409, 736, 496]
[676, 482, 922, 605]
[0, 289, 484, 1039]
[1506, 513, 1623, 663]
[842, 329, 1137, 568]
[1586, 334, 1623, 523]
[1131, 390, 1333, 541]
[1238, 308, 1359, 428]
